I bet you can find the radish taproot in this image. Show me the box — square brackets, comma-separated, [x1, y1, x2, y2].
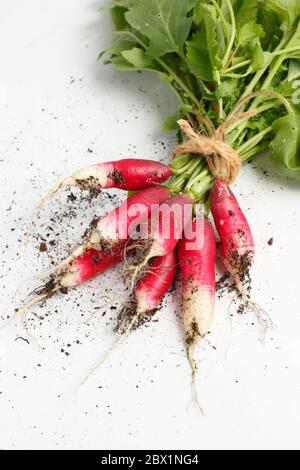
[47, 186, 171, 275]
[178, 216, 216, 413]
[116, 250, 177, 333]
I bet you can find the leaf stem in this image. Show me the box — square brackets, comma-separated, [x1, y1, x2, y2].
[272, 46, 300, 57]
[155, 58, 200, 107]
[211, 0, 229, 43]
[222, 0, 236, 68]
[224, 59, 251, 73]
[222, 70, 251, 79]
[215, 70, 224, 119]
[239, 142, 269, 162]
[237, 126, 273, 155]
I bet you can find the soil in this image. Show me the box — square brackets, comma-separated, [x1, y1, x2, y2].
[216, 247, 254, 314]
[185, 319, 200, 346]
[114, 296, 160, 335]
[109, 169, 126, 187]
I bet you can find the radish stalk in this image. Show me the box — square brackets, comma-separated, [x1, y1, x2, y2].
[178, 216, 216, 414]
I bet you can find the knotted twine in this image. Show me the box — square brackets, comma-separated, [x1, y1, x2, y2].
[173, 110, 257, 184]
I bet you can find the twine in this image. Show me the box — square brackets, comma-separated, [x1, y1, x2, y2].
[173, 110, 257, 184]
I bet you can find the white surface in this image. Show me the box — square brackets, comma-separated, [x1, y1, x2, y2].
[0, 0, 300, 451]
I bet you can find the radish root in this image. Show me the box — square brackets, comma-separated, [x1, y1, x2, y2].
[187, 342, 206, 416]
[79, 312, 140, 388]
[25, 177, 75, 246]
[232, 273, 275, 342]
[124, 239, 154, 291]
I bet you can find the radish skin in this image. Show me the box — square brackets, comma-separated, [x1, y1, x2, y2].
[59, 248, 124, 288]
[178, 216, 216, 413]
[46, 159, 172, 192]
[116, 251, 177, 334]
[210, 178, 255, 292]
[210, 179, 273, 335]
[129, 193, 193, 287]
[135, 251, 177, 315]
[211, 179, 254, 267]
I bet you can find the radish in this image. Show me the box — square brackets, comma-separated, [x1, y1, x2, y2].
[211, 179, 254, 280]
[47, 186, 170, 275]
[43, 158, 172, 193]
[129, 193, 193, 287]
[178, 216, 216, 413]
[116, 250, 177, 334]
[28, 159, 172, 239]
[15, 248, 125, 321]
[210, 179, 273, 333]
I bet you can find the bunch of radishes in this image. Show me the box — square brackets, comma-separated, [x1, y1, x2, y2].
[16, 155, 272, 409]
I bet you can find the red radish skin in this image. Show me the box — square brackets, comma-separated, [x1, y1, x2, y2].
[210, 179, 255, 297]
[116, 251, 177, 334]
[211, 179, 273, 334]
[48, 159, 172, 192]
[178, 216, 216, 413]
[135, 251, 177, 315]
[49, 186, 171, 275]
[211, 179, 254, 265]
[129, 193, 193, 287]
[59, 248, 123, 288]
[17, 248, 124, 311]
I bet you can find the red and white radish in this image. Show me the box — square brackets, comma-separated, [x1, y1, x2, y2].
[116, 250, 177, 333]
[129, 193, 193, 286]
[178, 215, 216, 413]
[210, 178, 273, 333]
[48, 186, 171, 275]
[211, 179, 254, 282]
[28, 159, 172, 239]
[135, 250, 177, 316]
[14, 247, 126, 334]
[45, 158, 172, 193]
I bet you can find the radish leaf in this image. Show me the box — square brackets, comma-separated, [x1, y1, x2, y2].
[186, 31, 214, 81]
[106, 0, 300, 185]
[270, 114, 300, 176]
[125, 0, 197, 57]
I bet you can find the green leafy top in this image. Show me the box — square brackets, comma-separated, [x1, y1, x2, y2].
[105, 0, 300, 187]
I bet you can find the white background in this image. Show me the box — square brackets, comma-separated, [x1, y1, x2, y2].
[0, 0, 300, 450]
